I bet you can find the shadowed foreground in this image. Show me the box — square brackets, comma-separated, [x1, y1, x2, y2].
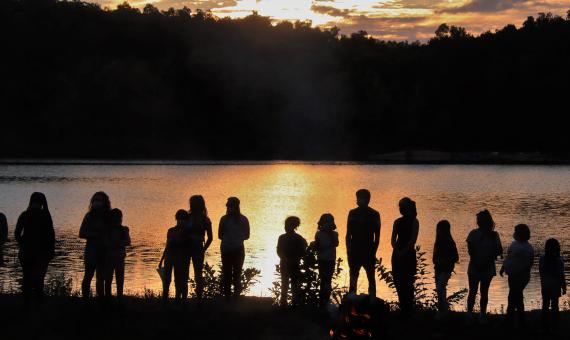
[0, 294, 568, 339]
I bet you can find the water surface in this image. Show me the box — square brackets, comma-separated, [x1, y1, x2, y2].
[0, 163, 569, 310]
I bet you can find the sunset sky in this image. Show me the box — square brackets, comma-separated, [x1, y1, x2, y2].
[94, 0, 568, 40]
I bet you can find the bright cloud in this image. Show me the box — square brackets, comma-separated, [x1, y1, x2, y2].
[95, 0, 569, 40]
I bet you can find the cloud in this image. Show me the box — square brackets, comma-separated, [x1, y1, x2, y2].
[152, 0, 238, 10]
[441, 0, 530, 13]
[310, 4, 355, 18]
[329, 14, 432, 40]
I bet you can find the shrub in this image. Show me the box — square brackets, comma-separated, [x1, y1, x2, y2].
[189, 262, 261, 298]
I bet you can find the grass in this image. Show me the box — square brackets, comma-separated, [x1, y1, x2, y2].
[1, 293, 569, 340]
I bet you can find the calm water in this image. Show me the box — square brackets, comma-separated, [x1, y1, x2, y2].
[1, 163, 569, 310]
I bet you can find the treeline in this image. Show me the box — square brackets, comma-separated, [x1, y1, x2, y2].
[1, 0, 569, 160]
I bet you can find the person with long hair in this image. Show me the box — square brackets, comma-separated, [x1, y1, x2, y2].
[14, 192, 55, 305]
[0, 212, 8, 266]
[218, 197, 250, 300]
[391, 197, 419, 318]
[500, 224, 534, 327]
[432, 220, 459, 319]
[466, 209, 503, 321]
[187, 195, 212, 300]
[79, 191, 111, 300]
[315, 213, 339, 307]
[539, 238, 566, 331]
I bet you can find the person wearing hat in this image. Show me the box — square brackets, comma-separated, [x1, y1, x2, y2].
[314, 213, 339, 306]
[218, 197, 250, 300]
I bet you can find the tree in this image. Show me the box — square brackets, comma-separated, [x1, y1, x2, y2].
[142, 3, 160, 16]
[435, 23, 450, 38]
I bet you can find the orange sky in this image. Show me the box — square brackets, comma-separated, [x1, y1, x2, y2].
[94, 0, 569, 40]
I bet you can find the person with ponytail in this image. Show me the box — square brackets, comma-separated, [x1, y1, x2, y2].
[466, 209, 503, 322]
[391, 197, 419, 318]
[79, 191, 112, 300]
[187, 195, 213, 301]
[14, 192, 55, 305]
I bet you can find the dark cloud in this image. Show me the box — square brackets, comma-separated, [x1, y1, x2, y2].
[310, 4, 355, 18]
[441, 0, 530, 13]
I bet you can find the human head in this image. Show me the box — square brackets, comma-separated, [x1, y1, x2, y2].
[399, 197, 417, 218]
[356, 189, 371, 207]
[513, 224, 530, 242]
[189, 195, 207, 217]
[544, 238, 561, 258]
[0, 213, 7, 229]
[436, 220, 451, 240]
[476, 209, 494, 233]
[29, 192, 48, 211]
[318, 213, 336, 231]
[175, 209, 189, 226]
[89, 191, 111, 213]
[285, 216, 301, 233]
[110, 208, 123, 226]
[226, 197, 241, 216]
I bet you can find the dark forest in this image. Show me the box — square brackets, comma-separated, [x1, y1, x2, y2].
[1, 0, 569, 160]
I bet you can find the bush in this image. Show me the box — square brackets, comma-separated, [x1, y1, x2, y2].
[376, 245, 467, 311]
[44, 273, 79, 297]
[270, 243, 347, 306]
[189, 262, 261, 298]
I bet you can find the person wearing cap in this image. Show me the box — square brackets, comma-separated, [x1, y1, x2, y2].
[218, 197, 250, 300]
[346, 189, 381, 297]
[314, 213, 339, 306]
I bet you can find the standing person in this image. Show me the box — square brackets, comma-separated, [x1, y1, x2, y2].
[159, 210, 190, 303]
[466, 209, 503, 322]
[0, 213, 7, 266]
[432, 220, 459, 319]
[219, 197, 250, 300]
[277, 216, 307, 306]
[500, 224, 534, 327]
[391, 197, 419, 318]
[314, 213, 338, 307]
[346, 189, 381, 298]
[539, 238, 566, 331]
[105, 208, 131, 301]
[79, 191, 112, 300]
[187, 195, 213, 300]
[14, 192, 55, 305]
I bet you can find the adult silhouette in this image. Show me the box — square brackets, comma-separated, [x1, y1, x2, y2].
[466, 209, 503, 321]
[391, 197, 419, 317]
[346, 189, 381, 297]
[219, 197, 250, 300]
[187, 195, 213, 300]
[0, 212, 7, 266]
[79, 191, 112, 300]
[14, 192, 55, 305]
[160, 209, 190, 303]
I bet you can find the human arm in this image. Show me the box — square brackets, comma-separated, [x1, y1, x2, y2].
[391, 220, 398, 250]
[242, 216, 250, 241]
[123, 227, 132, 247]
[204, 218, 213, 250]
[14, 213, 25, 244]
[276, 235, 284, 259]
[407, 219, 419, 251]
[373, 211, 381, 253]
[346, 212, 353, 254]
[218, 217, 225, 240]
[79, 214, 98, 239]
[561, 260, 567, 295]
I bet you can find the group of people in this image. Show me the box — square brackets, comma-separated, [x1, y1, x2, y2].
[0, 189, 567, 331]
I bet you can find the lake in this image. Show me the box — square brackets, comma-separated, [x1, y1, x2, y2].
[1, 162, 569, 310]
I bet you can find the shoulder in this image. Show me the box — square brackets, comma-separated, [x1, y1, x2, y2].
[368, 207, 380, 216]
[240, 215, 250, 224]
[348, 208, 358, 216]
[123, 226, 130, 232]
[204, 216, 212, 225]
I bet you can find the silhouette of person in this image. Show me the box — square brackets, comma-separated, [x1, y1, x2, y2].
[219, 197, 250, 300]
[14, 192, 55, 305]
[433, 220, 459, 319]
[160, 209, 190, 303]
[0, 212, 7, 266]
[277, 216, 307, 306]
[79, 191, 112, 300]
[500, 224, 533, 327]
[539, 238, 566, 331]
[187, 195, 213, 300]
[346, 189, 380, 297]
[391, 197, 419, 318]
[466, 209, 503, 321]
[315, 213, 338, 307]
[104, 208, 131, 300]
